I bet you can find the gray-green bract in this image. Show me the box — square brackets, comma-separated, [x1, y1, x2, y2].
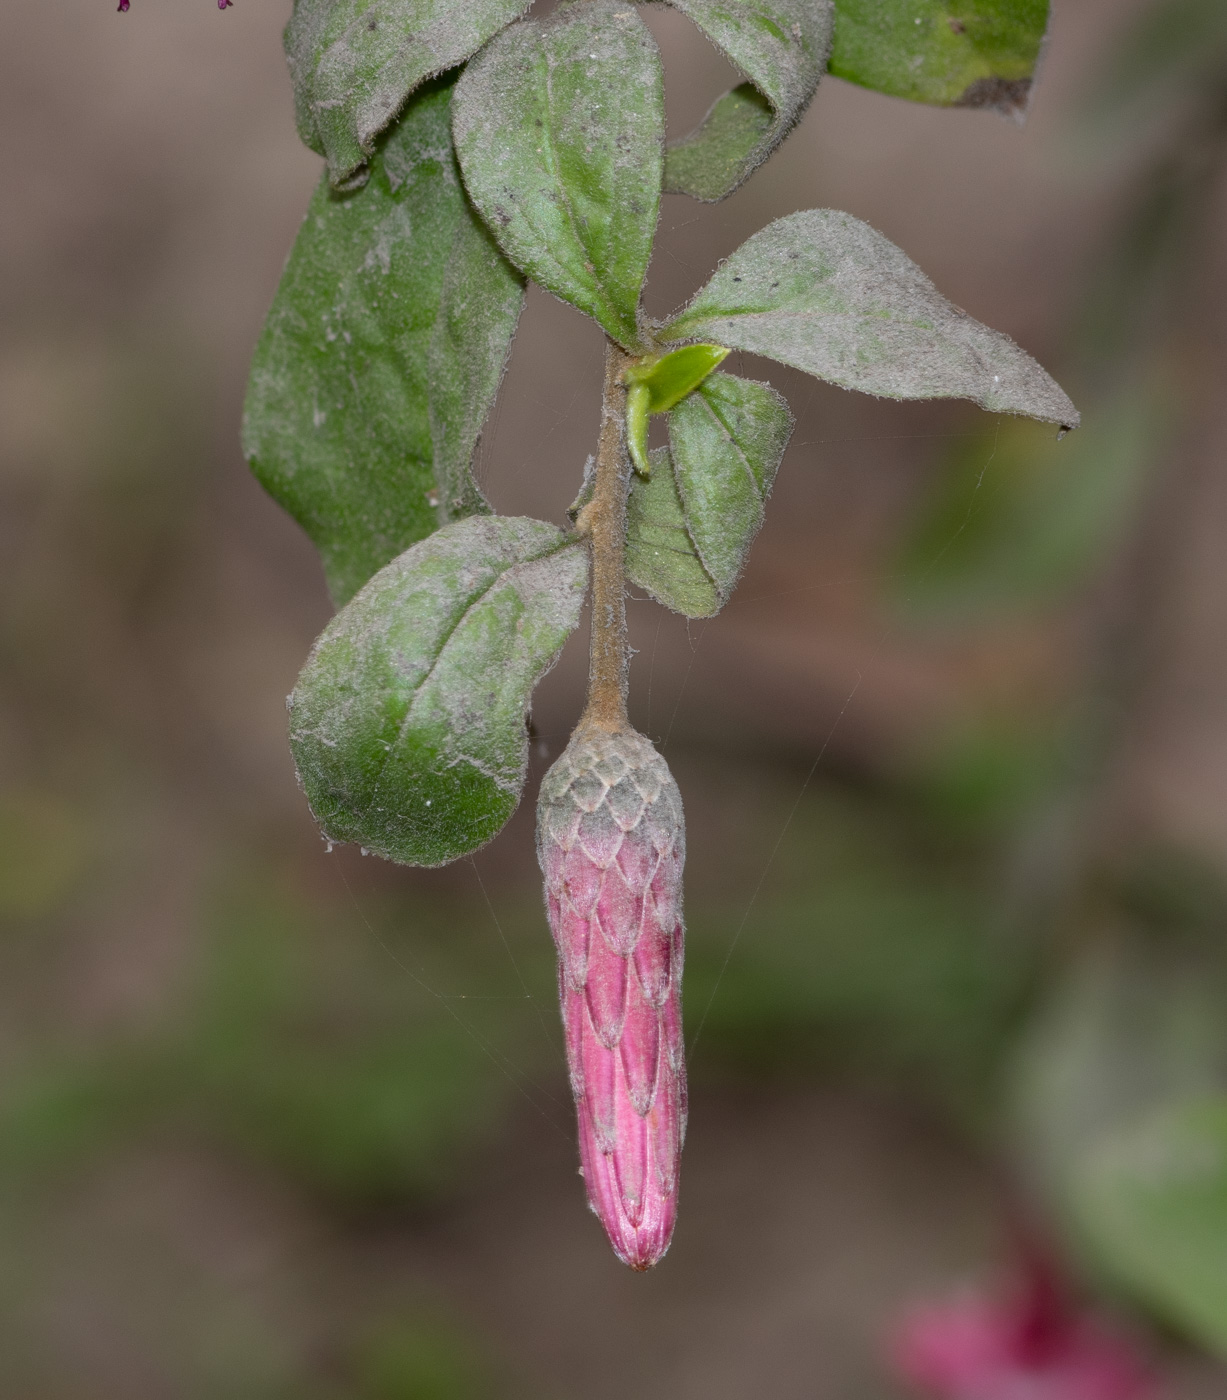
[662, 209, 1080, 428]
[243, 77, 523, 607]
[452, 0, 664, 350]
[285, 0, 530, 188]
[288, 517, 588, 867]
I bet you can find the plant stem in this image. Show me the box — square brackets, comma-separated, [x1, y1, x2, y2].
[577, 339, 634, 733]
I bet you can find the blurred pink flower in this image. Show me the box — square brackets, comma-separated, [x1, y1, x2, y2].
[890, 1258, 1156, 1400]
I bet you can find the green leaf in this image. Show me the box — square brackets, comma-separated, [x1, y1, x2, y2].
[660, 0, 835, 201]
[243, 79, 524, 607]
[284, 0, 529, 188]
[1073, 1096, 1227, 1355]
[625, 447, 722, 618]
[667, 372, 793, 597]
[452, 0, 664, 348]
[624, 342, 730, 476]
[288, 516, 588, 868]
[830, 0, 1050, 117]
[663, 209, 1079, 427]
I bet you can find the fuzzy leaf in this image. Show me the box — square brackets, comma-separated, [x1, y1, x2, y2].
[288, 516, 589, 868]
[667, 372, 793, 597]
[285, 0, 529, 188]
[830, 0, 1049, 118]
[452, 1, 664, 349]
[1073, 1096, 1227, 1356]
[663, 209, 1079, 427]
[243, 79, 524, 608]
[660, 0, 835, 201]
[626, 448, 722, 618]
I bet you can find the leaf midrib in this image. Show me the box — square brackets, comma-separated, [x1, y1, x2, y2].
[364, 536, 572, 816]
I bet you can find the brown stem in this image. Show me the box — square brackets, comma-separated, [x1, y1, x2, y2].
[576, 339, 633, 733]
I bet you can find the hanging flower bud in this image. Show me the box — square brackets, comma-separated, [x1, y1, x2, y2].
[537, 725, 686, 1270]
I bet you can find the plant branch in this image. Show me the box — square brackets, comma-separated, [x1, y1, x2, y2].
[576, 338, 634, 733]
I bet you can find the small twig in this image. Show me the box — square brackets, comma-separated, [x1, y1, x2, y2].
[576, 338, 634, 733]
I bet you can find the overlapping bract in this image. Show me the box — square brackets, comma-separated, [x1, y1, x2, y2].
[537, 727, 687, 1270]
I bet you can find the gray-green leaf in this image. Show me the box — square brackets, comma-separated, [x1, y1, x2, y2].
[830, 0, 1050, 118]
[660, 0, 834, 201]
[285, 0, 529, 188]
[243, 78, 525, 608]
[662, 209, 1079, 427]
[289, 516, 589, 868]
[452, 0, 664, 349]
[667, 372, 793, 598]
[625, 448, 721, 618]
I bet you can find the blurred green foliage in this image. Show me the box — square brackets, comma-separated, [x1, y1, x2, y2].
[349, 1314, 494, 1400]
[1072, 1095, 1227, 1355]
[0, 872, 535, 1207]
[891, 394, 1162, 621]
[684, 778, 1038, 1119]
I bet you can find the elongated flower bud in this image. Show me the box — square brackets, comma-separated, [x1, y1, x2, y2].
[537, 725, 686, 1270]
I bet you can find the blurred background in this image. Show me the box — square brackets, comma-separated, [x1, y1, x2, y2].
[3, 0, 1227, 1395]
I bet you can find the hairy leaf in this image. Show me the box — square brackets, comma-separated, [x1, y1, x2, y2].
[243, 79, 524, 607]
[830, 0, 1049, 118]
[625, 447, 721, 618]
[667, 372, 793, 597]
[663, 209, 1079, 427]
[289, 516, 588, 867]
[1073, 1097, 1227, 1356]
[285, 0, 529, 188]
[660, 0, 835, 201]
[452, 1, 664, 348]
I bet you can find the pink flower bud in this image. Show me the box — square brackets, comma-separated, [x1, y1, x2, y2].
[537, 725, 686, 1270]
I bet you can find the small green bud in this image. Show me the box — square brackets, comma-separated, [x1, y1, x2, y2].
[624, 343, 729, 479]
